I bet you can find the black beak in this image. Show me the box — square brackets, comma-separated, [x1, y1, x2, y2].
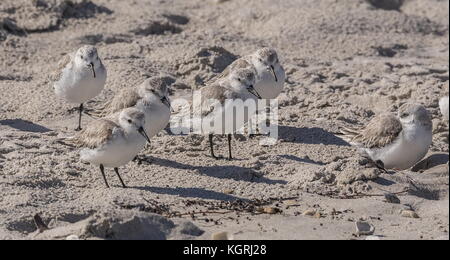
[161, 96, 174, 112]
[270, 65, 278, 82]
[89, 63, 96, 78]
[247, 85, 262, 99]
[138, 127, 151, 144]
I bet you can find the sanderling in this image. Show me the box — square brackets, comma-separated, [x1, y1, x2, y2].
[193, 68, 261, 160]
[92, 76, 172, 140]
[218, 48, 285, 99]
[340, 103, 432, 171]
[51, 45, 107, 131]
[439, 96, 449, 121]
[65, 108, 151, 188]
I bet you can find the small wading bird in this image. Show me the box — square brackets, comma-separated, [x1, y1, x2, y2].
[218, 48, 285, 99]
[52, 45, 107, 131]
[340, 103, 432, 171]
[64, 108, 151, 188]
[91, 76, 172, 141]
[193, 68, 261, 160]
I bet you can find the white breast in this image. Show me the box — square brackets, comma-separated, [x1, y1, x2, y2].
[139, 102, 171, 138]
[54, 66, 107, 104]
[366, 125, 432, 170]
[254, 65, 285, 99]
[80, 132, 146, 168]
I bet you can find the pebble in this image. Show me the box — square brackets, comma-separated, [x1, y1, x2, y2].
[401, 210, 420, 219]
[384, 193, 401, 204]
[66, 235, 80, 240]
[355, 221, 375, 236]
[302, 209, 317, 216]
[211, 232, 233, 240]
[365, 235, 381, 240]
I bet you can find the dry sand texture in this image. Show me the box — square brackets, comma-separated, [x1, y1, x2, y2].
[0, 0, 449, 240]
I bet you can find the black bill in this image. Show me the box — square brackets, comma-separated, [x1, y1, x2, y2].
[247, 85, 262, 99]
[138, 127, 151, 143]
[270, 65, 278, 82]
[89, 63, 96, 78]
[161, 96, 174, 112]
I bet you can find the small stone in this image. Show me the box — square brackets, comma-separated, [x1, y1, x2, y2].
[223, 189, 234, 195]
[384, 193, 401, 204]
[366, 235, 381, 240]
[401, 210, 420, 219]
[284, 200, 299, 206]
[66, 235, 80, 240]
[302, 209, 317, 217]
[212, 232, 233, 240]
[355, 221, 375, 236]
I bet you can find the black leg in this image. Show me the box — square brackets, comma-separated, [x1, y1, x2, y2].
[75, 103, 83, 131]
[227, 134, 233, 161]
[114, 168, 127, 188]
[209, 134, 218, 160]
[375, 160, 389, 174]
[99, 164, 110, 188]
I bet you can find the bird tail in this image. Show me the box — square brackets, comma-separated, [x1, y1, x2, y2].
[54, 135, 78, 148]
[85, 101, 112, 119]
[335, 126, 359, 145]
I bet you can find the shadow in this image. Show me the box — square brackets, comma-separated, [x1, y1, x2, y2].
[372, 177, 396, 187]
[278, 126, 349, 146]
[412, 153, 449, 172]
[134, 186, 245, 201]
[278, 155, 325, 166]
[0, 119, 52, 133]
[148, 157, 287, 185]
[62, 1, 113, 19]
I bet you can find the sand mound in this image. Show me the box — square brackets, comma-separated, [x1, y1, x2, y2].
[0, 0, 112, 33]
[176, 46, 238, 87]
[367, 0, 404, 11]
[28, 210, 204, 240]
[289, 156, 381, 197]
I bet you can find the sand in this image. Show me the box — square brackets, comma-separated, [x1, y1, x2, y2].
[0, 0, 448, 240]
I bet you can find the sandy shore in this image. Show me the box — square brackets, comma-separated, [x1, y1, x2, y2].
[0, 0, 449, 240]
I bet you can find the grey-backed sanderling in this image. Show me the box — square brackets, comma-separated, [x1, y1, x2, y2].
[218, 48, 285, 99]
[51, 45, 107, 131]
[340, 103, 432, 171]
[66, 107, 150, 188]
[92, 76, 172, 140]
[193, 68, 261, 160]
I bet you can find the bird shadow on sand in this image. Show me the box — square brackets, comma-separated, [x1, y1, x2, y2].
[278, 125, 349, 146]
[0, 119, 52, 133]
[133, 186, 246, 201]
[278, 154, 326, 166]
[145, 157, 287, 185]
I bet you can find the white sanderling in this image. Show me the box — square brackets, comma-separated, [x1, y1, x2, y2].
[65, 107, 151, 188]
[439, 96, 449, 121]
[193, 68, 261, 160]
[218, 48, 285, 99]
[340, 103, 432, 171]
[51, 45, 107, 131]
[92, 76, 172, 140]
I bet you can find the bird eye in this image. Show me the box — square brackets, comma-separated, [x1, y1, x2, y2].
[238, 78, 242, 82]
[127, 119, 132, 124]
[401, 113, 409, 118]
[80, 55, 84, 59]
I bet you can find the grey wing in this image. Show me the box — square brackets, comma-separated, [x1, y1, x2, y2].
[216, 58, 253, 80]
[347, 114, 403, 149]
[49, 53, 73, 83]
[70, 119, 119, 149]
[197, 84, 228, 118]
[94, 88, 141, 117]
